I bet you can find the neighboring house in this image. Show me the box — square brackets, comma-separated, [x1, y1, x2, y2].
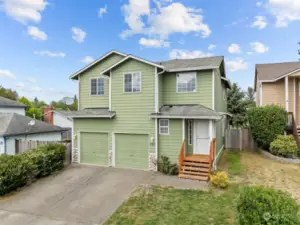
[0, 96, 27, 115]
[69, 50, 230, 180]
[255, 61, 300, 123]
[44, 106, 73, 128]
[0, 113, 67, 155]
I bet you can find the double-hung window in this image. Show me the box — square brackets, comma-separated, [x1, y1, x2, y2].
[124, 72, 141, 93]
[159, 119, 169, 135]
[91, 78, 105, 96]
[177, 72, 197, 93]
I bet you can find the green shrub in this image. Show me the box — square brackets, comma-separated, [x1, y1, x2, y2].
[157, 156, 178, 175]
[0, 143, 65, 196]
[270, 135, 298, 158]
[210, 171, 229, 189]
[237, 186, 300, 225]
[247, 105, 287, 149]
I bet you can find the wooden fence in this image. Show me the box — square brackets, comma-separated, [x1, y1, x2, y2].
[225, 128, 257, 150]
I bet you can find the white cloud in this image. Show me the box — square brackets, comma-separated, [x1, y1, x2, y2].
[256, 2, 263, 7]
[98, 5, 108, 17]
[71, 27, 86, 43]
[208, 44, 216, 50]
[251, 16, 268, 29]
[31, 86, 42, 92]
[247, 52, 253, 55]
[139, 37, 170, 48]
[16, 81, 25, 90]
[250, 42, 269, 53]
[228, 43, 241, 54]
[81, 56, 95, 64]
[268, 0, 300, 27]
[27, 26, 47, 40]
[34, 50, 66, 57]
[0, 69, 16, 79]
[26, 77, 37, 83]
[121, 1, 211, 39]
[169, 49, 213, 59]
[226, 58, 248, 72]
[0, 0, 47, 24]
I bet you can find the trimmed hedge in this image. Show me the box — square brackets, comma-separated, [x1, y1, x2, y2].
[237, 186, 300, 225]
[0, 143, 65, 196]
[270, 135, 298, 158]
[247, 105, 287, 150]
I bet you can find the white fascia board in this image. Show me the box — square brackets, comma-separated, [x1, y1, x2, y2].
[150, 115, 221, 120]
[69, 50, 127, 79]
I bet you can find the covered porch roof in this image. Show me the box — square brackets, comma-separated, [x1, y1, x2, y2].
[150, 104, 222, 120]
[66, 108, 116, 119]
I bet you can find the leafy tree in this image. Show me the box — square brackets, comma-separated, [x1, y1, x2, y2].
[51, 95, 78, 111]
[245, 87, 256, 108]
[227, 83, 248, 128]
[18, 96, 32, 108]
[27, 107, 42, 120]
[0, 86, 18, 100]
[32, 97, 47, 109]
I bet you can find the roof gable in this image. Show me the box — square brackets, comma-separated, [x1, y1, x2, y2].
[70, 50, 127, 80]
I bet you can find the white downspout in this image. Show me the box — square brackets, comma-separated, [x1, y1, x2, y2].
[285, 76, 289, 112]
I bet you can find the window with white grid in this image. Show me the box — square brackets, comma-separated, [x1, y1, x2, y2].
[124, 72, 141, 93]
[176, 72, 197, 93]
[90, 78, 105, 96]
[159, 119, 169, 135]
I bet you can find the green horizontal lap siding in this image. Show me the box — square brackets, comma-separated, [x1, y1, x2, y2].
[115, 134, 148, 169]
[162, 70, 213, 108]
[159, 73, 164, 108]
[80, 132, 108, 165]
[79, 53, 124, 110]
[158, 119, 182, 164]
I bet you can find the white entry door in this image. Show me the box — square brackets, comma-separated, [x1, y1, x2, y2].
[194, 120, 210, 155]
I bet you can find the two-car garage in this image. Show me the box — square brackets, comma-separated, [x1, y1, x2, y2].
[80, 132, 149, 170]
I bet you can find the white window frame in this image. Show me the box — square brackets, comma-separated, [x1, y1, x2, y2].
[188, 120, 193, 145]
[123, 72, 142, 93]
[159, 119, 169, 135]
[90, 77, 105, 96]
[176, 72, 197, 93]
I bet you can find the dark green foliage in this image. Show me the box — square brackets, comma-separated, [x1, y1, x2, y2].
[245, 87, 256, 108]
[0, 86, 18, 100]
[270, 135, 298, 158]
[237, 186, 300, 225]
[157, 156, 178, 175]
[247, 105, 287, 149]
[51, 95, 78, 111]
[27, 107, 43, 120]
[0, 144, 65, 196]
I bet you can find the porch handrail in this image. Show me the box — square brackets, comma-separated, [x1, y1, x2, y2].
[209, 138, 216, 165]
[178, 139, 185, 171]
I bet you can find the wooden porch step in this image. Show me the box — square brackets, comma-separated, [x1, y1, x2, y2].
[181, 166, 209, 173]
[180, 171, 208, 176]
[184, 156, 210, 163]
[178, 173, 209, 181]
[182, 161, 210, 167]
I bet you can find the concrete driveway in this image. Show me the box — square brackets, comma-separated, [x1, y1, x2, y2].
[0, 165, 153, 225]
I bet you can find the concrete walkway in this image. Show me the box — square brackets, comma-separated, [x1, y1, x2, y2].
[0, 165, 207, 225]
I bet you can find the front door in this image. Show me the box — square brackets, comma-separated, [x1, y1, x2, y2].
[194, 120, 210, 155]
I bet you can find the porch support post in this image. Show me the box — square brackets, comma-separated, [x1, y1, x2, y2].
[285, 76, 289, 111]
[294, 77, 296, 119]
[155, 118, 158, 169]
[182, 119, 185, 155]
[209, 120, 213, 141]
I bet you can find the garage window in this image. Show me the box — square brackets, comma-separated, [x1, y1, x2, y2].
[159, 119, 169, 135]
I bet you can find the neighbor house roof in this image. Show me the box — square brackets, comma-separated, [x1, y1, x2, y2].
[0, 97, 28, 108]
[64, 108, 116, 118]
[0, 113, 67, 137]
[255, 61, 300, 90]
[157, 56, 224, 73]
[70, 50, 127, 80]
[150, 104, 222, 120]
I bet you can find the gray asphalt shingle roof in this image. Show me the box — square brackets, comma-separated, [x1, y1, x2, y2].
[151, 104, 222, 119]
[0, 113, 67, 137]
[157, 56, 224, 72]
[0, 97, 28, 108]
[256, 61, 300, 81]
[64, 108, 116, 118]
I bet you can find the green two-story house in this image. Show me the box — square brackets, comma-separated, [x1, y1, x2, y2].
[69, 50, 230, 181]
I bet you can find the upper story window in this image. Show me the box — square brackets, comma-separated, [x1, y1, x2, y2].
[176, 72, 197, 93]
[91, 78, 105, 96]
[124, 72, 141, 93]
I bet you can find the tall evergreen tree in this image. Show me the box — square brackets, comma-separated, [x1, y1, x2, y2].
[245, 87, 256, 108]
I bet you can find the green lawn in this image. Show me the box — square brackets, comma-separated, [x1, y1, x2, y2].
[104, 185, 240, 225]
[220, 151, 242, 176]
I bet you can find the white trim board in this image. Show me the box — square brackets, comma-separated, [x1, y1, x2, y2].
[70, 50, 127, 79]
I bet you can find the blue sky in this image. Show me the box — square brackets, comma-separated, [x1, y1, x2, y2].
[0, 0, 299, 103]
